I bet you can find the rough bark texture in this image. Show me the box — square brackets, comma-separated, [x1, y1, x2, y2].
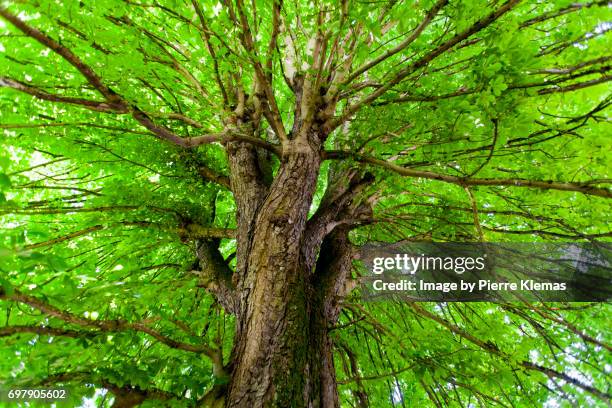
[306, 227, 355, 408]
[222, 142, 367, 407]
[205, 72, 353, 406]
[226, 138, 268, 279]
[196, 239, 236, 314]
[227, 136, 323, 407]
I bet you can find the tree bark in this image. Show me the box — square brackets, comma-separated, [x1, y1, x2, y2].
[305, 227, 355, 408]
[224, 130, 352, 407]
[227, 137, 320, 407]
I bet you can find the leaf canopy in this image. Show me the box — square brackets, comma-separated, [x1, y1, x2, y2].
[0, 0, 610, 406]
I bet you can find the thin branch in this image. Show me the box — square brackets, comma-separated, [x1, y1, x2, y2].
[0, 289, 217, 356]
[24, 225, 104, 250]
[327, 0, 520, 131]
[32, 370, 178, 403]
[522, 362, 611, 402]
[374, 86, 478, 105]
[530, 56, 611, 75]
[151, 112, 206, 128]
[537, 75, 611, 95]
[0, 77, 127, 113]
[190, 0, 229, 106]
[0, 122, 149, 134]
[232, 0, 288, 142]
[467, 118, 498, 177]
[22, 222, 234, 250]
[0, 7, 123, 104]
[464, 187, 484, 241]
[0, 325, 87, 338]
[410, 303, 611, 402]
[0, 8, 277, 152]
[265, 0, 282, 78]
[130, 110, 281, 153]
[520, 0, 608, 28]
[345, 0, 449, 84]
[322, 151, 612, 198]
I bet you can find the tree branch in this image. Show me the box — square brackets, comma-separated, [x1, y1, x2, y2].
[21, 222, 235, 250]
[194, 240, 237, 314]
[198, 166, 232, 189]
[0, 325, 87, 338]
[327, 0, 520, 131]
[537, 75, 611, 95]
[0, 77, 127, 113]
[0, 8, 279, 153]
[33, 371, 178, 407]
[345, 0, 449, 84]
[190, 0, 229, 106]
[232, 0, 288, 142]
[410, 303, 611, 402]
[522, 362, 611, 402]
[520, 0, 608, 28]
[303, 171, 373, 268]
[322, 151, 612, 198]
[0, 6, 123, 103]
[0, 289, 217, 356]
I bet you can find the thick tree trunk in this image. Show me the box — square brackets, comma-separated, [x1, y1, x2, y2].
[225, 135, 344, 407]
[307, 226, 358, 408]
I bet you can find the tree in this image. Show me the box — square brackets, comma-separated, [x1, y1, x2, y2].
[0, 0, 610, 406]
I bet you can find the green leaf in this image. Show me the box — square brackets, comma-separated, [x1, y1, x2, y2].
[0, 174, 11, 190]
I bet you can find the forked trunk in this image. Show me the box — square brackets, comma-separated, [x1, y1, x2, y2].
[225, 138, 341, 407]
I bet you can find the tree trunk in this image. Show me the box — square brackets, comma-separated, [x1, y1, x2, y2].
[305, 227, 355, 408]
[225, 134, 344, 407]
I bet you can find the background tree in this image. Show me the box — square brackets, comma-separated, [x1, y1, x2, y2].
[0, 0, 610, 407]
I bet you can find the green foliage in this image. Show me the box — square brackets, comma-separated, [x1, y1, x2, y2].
[0, 0, 610, 406]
